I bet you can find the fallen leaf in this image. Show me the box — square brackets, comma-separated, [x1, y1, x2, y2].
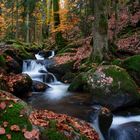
[0, 102, 6, 110]
[10, 125, 20, 131]
[0, 127, 5, 135]
[3, 121, 8, 127]
[9, 104, 13, 108]
[6, 134, 11, 139]
[24, 131, 33, 139]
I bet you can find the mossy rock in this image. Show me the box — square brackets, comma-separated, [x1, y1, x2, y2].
[122, 55, 140, 86]
[0, 91, 32, 140]
[0, 75, 8, 91]
[68, 72, 90, 92]
[111, 59, 122, 66]
[48, 61, 76, 81]
[12, 74, 32, 96]
[62, 72, 77, 83]
[12, 43, 34, 59]
[87, 65, 140, 110]
[0, 55, 6, 67]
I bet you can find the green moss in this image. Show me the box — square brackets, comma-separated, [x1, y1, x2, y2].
[68, 72, 89, 92]
[0, 55, 6, 66]
[12, 43, 33, 59]
[112, 59, 122, 66]
[41, 120, 68, 140]
[123, 55, 140, 73]
[0, 101, 32, 140]
[104, 66, 138, 94]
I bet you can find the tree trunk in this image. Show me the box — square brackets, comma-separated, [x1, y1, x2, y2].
[16, 0, 19, 40]
[91, 0, 108, 62]
[53, 0, 60, 28]
[26, 12, 30, 44]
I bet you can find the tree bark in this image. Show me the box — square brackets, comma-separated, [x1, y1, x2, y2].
[91, 0, 108, 62]
[16, 0, 19, 40]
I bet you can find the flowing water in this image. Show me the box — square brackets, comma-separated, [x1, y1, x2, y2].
[22, 52, 140, 140]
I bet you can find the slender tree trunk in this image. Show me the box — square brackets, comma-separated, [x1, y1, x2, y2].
[26, 12, 30, 43]
[91, 0, 108, 62]
[53, 0, 60, 28]
[11, 1, 14, 38]
[16, 0, 19, 40]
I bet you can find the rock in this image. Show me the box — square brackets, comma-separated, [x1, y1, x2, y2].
[32, 81, 49, 92]
[90, 106, 113, 140]
[69, 65, 140, 110]
[45, 73, 56, 83]
[12, 74, 32, 96]
[0, 75, 7, 91]
[88, 65, 140, 110]
[122, 55, 140, 86]
[62, 72, 76, 83]
[5, 55, 22, 73]
[68, 72, 89, 92]
[48, 61, 75, 81]
[109, 122, 140, 140]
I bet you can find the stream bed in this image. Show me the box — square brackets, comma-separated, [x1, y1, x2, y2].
[22, 54, 140, 140]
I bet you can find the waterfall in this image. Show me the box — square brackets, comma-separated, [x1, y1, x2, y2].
[35, 54, 44, 60]
[48, 51, 55, 59]
[22, 53, 69, 100]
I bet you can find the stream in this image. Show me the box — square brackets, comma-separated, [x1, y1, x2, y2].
[22, 52, 140, 140]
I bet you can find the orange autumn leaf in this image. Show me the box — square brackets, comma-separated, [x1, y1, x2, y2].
[10, 125, 20, 131]
[3, 121, 8, 128]
[0, 102, 6, 110]
[6, 134, 11, 140]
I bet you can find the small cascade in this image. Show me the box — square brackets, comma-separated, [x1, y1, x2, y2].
[48, 51, 55, 59]
[35, 53, 44, 60]
[22, 53, 70, 100]
[22, 60, 48, 82]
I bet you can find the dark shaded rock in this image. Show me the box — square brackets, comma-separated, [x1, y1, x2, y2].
[122, 55, 140, 86]
[109, 122, 140, 140]
[38, 50, 56, 59]
[62, 72, 76, 83]
[48, 61, 76, 81]
[68, 72, 89, 92]
[12, 74, 32, 96]
[98, 107, 113, 139]
[90, 106, 113, 140]
[4, 49, 23, 65]
[32, 80, 49, 92]
[0, 74, 8, 91]
[6, 56, 22, 73]
[45, 73, 56, 83]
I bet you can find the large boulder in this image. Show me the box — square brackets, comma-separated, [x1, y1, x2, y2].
[11, 74, 32, 96]
[69, 65, 140, 110]
[48, 61, 76, 82]
[68, 72, 89, 92]
[90, 106, 113, 140]
[122, 55, 140, 86]
[5, 55, 22, 73]
[32, 80, 49, 92]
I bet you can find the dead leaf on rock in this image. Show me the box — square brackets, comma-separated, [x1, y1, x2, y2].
[0, 127, 5, 135]
[9, 104, 13, 108]
[6, 134, 11, 139]
[10, 125, 20, 131]
[0, 102, 6, 110]
[3, 121, 8, 127]
[24, 129, 40, 140]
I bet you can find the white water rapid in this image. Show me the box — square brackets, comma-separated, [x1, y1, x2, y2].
[22, 52, 69, 100]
